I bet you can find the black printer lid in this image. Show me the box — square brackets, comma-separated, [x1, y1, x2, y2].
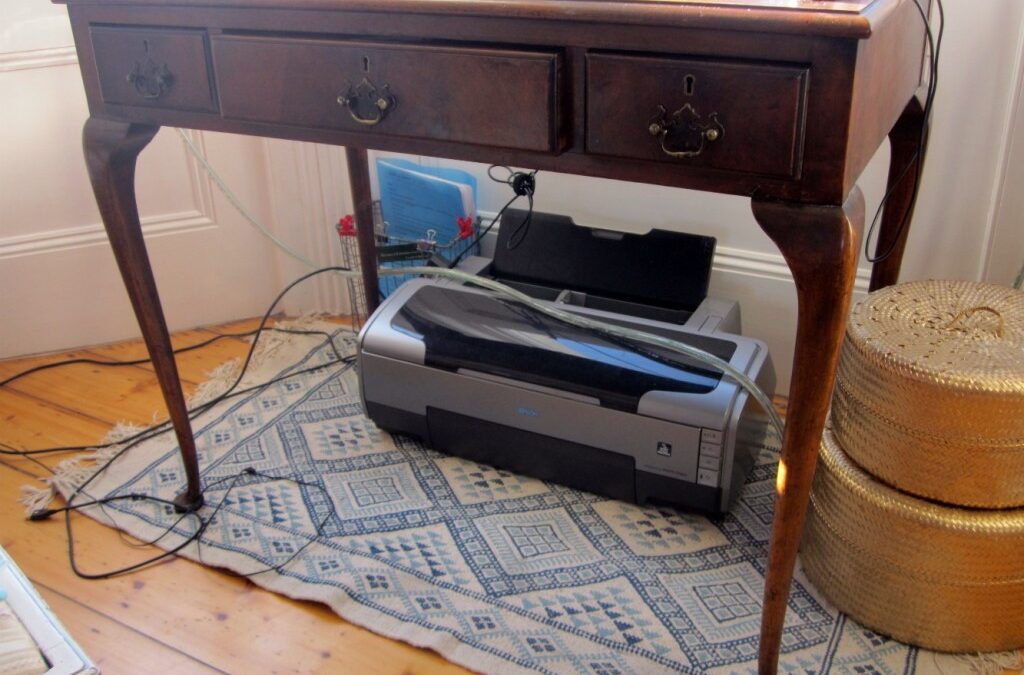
[492, 209, 716, 313]
[391, 285, 736, 412]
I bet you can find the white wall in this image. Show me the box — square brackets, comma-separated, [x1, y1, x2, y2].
[904, 0, 1024, 287]
[0, 1, 285, 358]
[984, 27, 1024, 287]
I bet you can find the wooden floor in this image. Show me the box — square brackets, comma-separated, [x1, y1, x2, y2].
[1, 320, 1019, 674]
[0, 318, 469, 675]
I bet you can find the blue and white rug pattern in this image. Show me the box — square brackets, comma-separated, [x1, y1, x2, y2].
[73, 329, 934, 675]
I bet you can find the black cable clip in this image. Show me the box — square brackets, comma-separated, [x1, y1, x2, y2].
[511, 172, 536, 197]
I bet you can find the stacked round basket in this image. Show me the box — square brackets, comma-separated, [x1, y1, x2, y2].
[800, 279, 1024, 653]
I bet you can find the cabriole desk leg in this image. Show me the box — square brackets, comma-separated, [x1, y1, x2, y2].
[83, 118, 204, 513]
[751, 188, 865, 674]
[869, 97, 925, 292]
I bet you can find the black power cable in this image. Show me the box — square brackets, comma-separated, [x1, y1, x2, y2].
[1, 329, 260, 389]
[448, 165, 538, 269]
[12, 265, 359, 579]
[0, 327, 342, 459]
[195, 468, 334, 578]
[864, 0, 945, 264]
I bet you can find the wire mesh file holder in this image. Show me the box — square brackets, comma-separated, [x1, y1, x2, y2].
[335, 212, 367, 330]
[335, 201, 479, 330]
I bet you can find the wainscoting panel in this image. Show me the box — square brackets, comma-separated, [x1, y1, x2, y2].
[1, 0, 282, 357]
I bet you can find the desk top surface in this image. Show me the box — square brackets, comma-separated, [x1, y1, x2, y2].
[58, 0, 890, 38]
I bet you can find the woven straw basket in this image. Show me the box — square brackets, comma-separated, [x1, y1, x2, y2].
[831, 279, 1024, 507]
[802, 428, 1024, 652]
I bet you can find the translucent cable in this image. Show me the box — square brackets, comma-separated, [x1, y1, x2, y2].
[176, 127, 784, 440]
[176, 128, 322, 270]
[374, 266, 785, 439]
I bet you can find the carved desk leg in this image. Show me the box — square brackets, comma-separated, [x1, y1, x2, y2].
[869, 97, 925, 291]
[83, 118, 204, 513]
[345, 147, 381, 315]
[752, 189, 864, 674]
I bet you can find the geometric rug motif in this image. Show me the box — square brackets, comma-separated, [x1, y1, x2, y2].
[435, 456, 551, 505]
[66, 328, 971, 674]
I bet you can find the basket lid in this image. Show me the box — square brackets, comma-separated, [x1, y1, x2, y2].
[846, 280, 1024, 394]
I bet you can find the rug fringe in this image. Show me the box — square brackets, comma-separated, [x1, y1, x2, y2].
[186, 314, 331, 400]
[101, 421, 148, 444]
[187, 358, 241, 407]
[50, 457, 97, 496]
[19, 456, 92, 517]
[19, 484, 56, 515]
[18, 422, 145, 516]
[248, 313, 330, 372]
[962, 650, 1024, 674]
[938, 650, 1024, 675]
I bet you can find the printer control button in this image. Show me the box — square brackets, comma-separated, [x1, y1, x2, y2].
[697, 469, 719, 487]
[700, 442, 722, 459]
[699, 454, 721, 470]
[701, 428, 724, 445]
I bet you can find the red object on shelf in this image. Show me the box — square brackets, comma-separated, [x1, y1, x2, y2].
[456, 216, 474, 240]
[337, 214, 356, 236]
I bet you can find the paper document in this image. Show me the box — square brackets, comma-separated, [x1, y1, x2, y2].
[377, 158, 477, 242]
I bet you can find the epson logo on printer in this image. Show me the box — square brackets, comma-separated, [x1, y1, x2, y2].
[657, 442, 673, 457]
[516, 407, 540, 418]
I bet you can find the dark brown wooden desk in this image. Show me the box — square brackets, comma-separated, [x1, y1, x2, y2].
[61, 0, 926, 670]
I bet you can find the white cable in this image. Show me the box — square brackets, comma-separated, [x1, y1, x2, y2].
[177, 127, 784, 440]
[176, 128, 323, 270]
[375, 266, 785, 440]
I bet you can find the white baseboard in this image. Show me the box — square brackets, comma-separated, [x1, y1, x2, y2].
[0, 46, 77, 72]
[0, 211, 215, 259]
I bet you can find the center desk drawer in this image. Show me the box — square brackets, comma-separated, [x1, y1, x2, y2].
[212, 36, 563, 152]
[587, 52, 808, 178]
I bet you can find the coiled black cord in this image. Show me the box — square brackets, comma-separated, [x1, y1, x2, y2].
[448, 165, 538, 269]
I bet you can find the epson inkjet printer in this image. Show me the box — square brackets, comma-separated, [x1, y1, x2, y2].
[358, 211, 775, 514]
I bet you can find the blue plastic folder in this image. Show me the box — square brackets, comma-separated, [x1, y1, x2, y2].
[377, 158, 477, 243]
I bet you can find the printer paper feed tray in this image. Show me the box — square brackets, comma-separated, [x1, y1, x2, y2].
[390, 285, 736, 412]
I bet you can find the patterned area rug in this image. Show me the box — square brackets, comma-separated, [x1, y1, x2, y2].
[47, 326, 986, 674]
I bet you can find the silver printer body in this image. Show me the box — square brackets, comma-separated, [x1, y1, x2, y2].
[357, 277, 775, 514]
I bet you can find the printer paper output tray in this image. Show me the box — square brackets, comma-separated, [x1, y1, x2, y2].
[358, 279, 775, 514]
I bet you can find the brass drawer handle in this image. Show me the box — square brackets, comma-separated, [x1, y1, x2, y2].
[648, 104, 724, 158]
[337, 77, 396, 126]
[126, 58, 173, 100]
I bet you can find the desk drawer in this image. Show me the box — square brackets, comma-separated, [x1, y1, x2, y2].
[587, 53, 808, 178]
[212, 36, 563, 152]
[90, 26, 217, 112]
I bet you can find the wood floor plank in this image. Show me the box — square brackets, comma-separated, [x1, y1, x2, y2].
[0, 351, 97, 384]
[81, 329, 230, 361]
[34, 584, 224, 675]
[0, 389, 115, 481]
[82, 329, 254, 386]
[3, 361, 192, 428]
[0, 389, 111, 451]
[1, 459, 469, 675]
[206, 316, 281, 336]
